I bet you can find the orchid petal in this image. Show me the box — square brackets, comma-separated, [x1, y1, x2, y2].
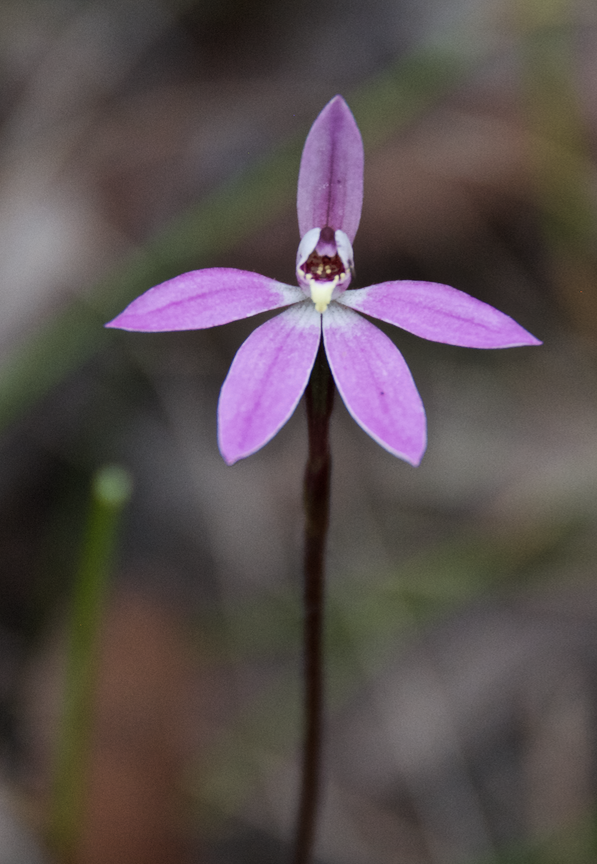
[218, 302, 321, 464]
[297, 96, 364, 243]
[106, 269, 305, 332]
[339, 281, 542, 348]
[323, 304, 426, 465]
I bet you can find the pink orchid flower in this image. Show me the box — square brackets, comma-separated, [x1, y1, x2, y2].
[107, 96, 540, 466]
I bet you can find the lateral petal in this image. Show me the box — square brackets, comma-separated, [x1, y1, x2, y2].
[339, 281, 542, 348]
[323, 304, 426, 465]
[218, 302, 321, 464]
[106, 269, 305, 331]
[297, 96, 364, 243]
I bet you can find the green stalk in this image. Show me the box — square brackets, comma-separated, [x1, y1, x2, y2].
[47, 465, 132, 863]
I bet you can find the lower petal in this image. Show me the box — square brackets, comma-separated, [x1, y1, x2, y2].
[218, 302, 321, 464]
[323, 304, 426, 465]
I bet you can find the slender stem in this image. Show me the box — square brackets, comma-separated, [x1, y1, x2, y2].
[48, 465, 132, 863]
[293, 342, 334, 864]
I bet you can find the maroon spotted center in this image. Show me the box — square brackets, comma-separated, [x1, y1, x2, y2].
[300, 252, 346, 283]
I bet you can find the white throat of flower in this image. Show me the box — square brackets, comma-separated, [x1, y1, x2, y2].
[296, 228, 354, 313]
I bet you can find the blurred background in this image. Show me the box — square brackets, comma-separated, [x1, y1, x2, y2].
[0, 0, 595, 862]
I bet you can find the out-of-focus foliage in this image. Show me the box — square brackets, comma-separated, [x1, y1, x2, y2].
[0, 0, 596, 863]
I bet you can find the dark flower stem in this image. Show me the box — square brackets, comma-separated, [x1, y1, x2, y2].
[294, 341, 334, 864]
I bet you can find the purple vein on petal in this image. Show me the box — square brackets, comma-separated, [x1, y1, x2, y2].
[339, 281, 542, 348]
[218, 302, 322, 465]
[297, 96, 364, 243]
[323, 304, 426, 465]
[106, 269, 305, 332]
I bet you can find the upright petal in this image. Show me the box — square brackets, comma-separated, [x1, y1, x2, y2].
[106, 269, 305, 332]
[339, 281, 542, 348]
[323, 304, 426, 465]
[297, 96, 364, 243]
[218, 302, 321, 464]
